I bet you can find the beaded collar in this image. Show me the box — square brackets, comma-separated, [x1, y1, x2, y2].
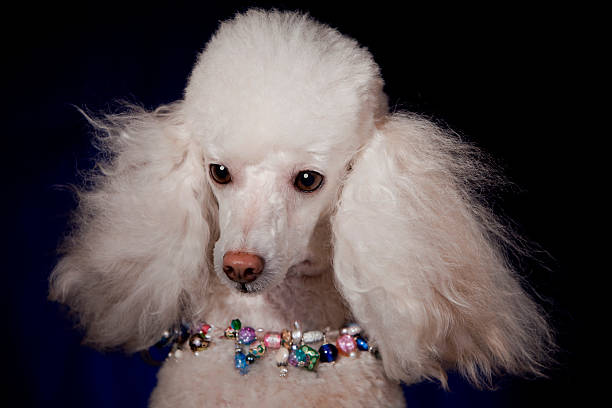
[146, 319, 378, 377]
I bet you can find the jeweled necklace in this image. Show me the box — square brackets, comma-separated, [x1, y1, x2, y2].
[148, 319, 378, 377]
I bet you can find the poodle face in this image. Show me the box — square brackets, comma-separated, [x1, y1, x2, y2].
[205, 144, 347, 293]
[196, 89, 374, 295]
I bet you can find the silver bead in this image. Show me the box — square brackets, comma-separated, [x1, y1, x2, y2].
[279, 367, 289, 377]
[292, 321, 302, 344]
[291, 329, 302, 344]
[303, 330, 324, 344]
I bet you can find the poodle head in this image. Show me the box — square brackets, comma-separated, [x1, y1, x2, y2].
[182, 10, 387, 293]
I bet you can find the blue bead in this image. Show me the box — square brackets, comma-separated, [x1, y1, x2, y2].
[318, 343, 338, 363]
[355, 336, 369, 351]
[235, 352, 249, 374]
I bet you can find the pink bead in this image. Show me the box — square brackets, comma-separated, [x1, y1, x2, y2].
[264, 332, 282, 349]
[336, 334, 356, 356]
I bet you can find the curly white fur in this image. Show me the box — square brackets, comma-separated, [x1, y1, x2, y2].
[50, 9, 552, 406]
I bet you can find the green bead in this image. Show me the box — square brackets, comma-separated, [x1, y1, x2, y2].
[300, 345, 320, 371]
[231, 319, 242, 330]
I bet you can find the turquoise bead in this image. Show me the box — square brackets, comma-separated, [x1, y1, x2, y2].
[295, 348, 309, 367]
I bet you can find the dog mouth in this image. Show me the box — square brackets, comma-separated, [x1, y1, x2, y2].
[231, 259, 315, 294]
[234, 280, 266, 294]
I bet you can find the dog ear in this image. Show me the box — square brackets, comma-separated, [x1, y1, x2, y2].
[332, 113, 552, 387]
[49, 104, 216, 352]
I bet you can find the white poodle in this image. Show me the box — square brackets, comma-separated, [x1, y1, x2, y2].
[50, 9, 552, 407]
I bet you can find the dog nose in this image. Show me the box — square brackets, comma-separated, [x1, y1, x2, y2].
[223, 252, 264, 283]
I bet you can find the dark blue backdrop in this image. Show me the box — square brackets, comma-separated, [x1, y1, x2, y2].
[6, 1, 584, 407]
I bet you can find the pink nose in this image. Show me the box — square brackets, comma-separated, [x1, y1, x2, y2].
[223, 252, 265, 283]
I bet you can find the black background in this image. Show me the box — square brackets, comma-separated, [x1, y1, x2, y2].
[5, 1, 590, 407]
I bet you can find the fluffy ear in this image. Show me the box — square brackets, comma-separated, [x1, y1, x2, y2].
[332, 113, 552, 387]
[49, 104, 215, 352]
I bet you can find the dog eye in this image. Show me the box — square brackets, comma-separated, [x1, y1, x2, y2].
[210, 164, 232, 184]
[294, 170, 323, 192]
